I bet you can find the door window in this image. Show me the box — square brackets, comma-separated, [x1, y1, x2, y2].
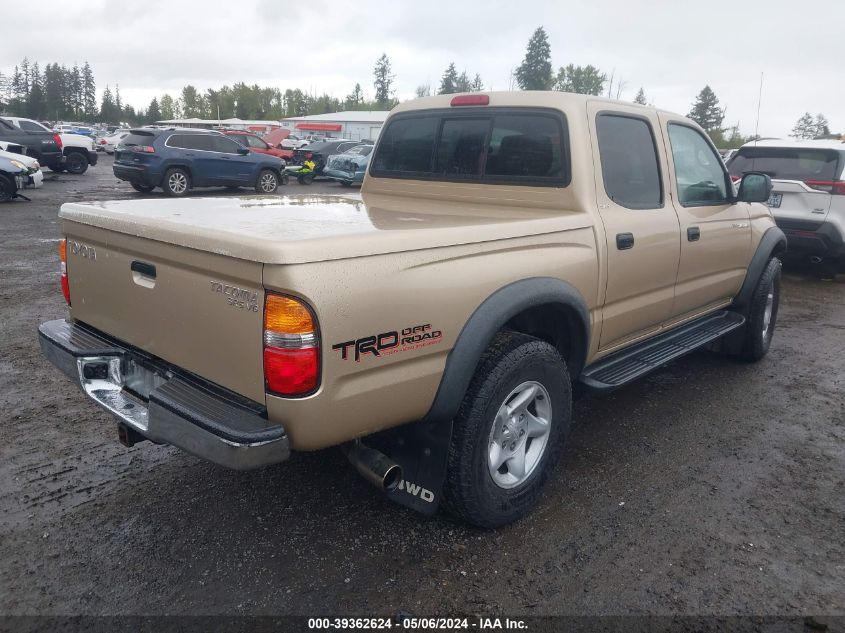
[246, 135, 269, 149]
[596, 114, 663, 209]
[211, 135, 242, 154]
[667, 124, 729, 206]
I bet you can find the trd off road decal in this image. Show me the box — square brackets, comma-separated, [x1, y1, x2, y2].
[332, 323, 442, 362]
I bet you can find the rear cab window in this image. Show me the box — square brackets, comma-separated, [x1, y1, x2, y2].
[728, 147, 842, 183]
[370, 108, 569, 186]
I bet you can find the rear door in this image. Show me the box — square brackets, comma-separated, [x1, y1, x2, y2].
[164, 133, 214, 186]
[727, 146, 840, 225]
[587, 103, 681, 351]
[659, 116, 751, 320]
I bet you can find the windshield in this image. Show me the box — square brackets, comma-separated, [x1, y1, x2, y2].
[346, 145, 373, 156]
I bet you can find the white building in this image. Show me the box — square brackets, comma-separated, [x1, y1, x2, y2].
[279, 111, 389, 142]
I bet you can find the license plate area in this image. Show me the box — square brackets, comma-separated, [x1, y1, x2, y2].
[767, 192, 783, 208]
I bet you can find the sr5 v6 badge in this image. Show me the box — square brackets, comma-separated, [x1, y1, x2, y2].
[333, 323, 442, 362]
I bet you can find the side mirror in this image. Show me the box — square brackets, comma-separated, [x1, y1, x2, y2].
[737, 172, 772, 203]
[237, 147, 249, 155]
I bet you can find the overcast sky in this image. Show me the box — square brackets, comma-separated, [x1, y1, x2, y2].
[6, 0, 842, 137]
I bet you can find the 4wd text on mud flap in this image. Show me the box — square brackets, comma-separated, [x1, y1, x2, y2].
[398, 479, 434, 503]
[332, 323, 442, 361]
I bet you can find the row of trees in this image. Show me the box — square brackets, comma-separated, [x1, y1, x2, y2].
[2, 47, 837, 146]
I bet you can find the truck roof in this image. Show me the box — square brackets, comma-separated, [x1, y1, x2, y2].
[389, 90, 681, 119]
[738, 138, 845, 151]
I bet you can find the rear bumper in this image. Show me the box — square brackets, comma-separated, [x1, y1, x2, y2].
[38, 319, 289, 470]
[113, 163, 157, 186]
[776, 217, 845, 258]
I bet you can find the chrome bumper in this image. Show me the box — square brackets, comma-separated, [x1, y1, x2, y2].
[38, 319, 289, 470]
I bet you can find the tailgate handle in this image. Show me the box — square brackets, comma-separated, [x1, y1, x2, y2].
[130, 261, 156, 278]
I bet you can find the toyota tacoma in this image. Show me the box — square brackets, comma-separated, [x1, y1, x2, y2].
[39, 93, 786, 527]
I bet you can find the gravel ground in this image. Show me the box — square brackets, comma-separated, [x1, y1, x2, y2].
[0, 156, 843, 617]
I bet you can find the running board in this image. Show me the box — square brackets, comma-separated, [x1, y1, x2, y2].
[580, 311, 745, 392]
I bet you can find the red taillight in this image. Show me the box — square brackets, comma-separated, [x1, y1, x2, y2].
[305, 152, 313, 160]
[263, 347, 319, 394]
[805, 179, 845, 195]
[59, 238, 70, 306]
[129, 145, 155, 153]
[730, 175, 741, 182]
[263, 294, 319, 396]
[99, 139, 107, 145]
[53, 133, 63, 150]
[450, 94, 489, 107]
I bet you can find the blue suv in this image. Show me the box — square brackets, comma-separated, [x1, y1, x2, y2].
[113, 128, 285, 196]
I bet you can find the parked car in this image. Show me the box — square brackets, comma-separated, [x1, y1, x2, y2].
[280, 134, 310, 149]
[0, 148, 42, 201]
[4, 117, 98, 174]
[262, 128, 291, 150]
[291, 140, 365, 175]
[323, 144, 374, 186]
[0, 117, 63, 169]
[40, 92, 784, 528]
[96, 130, 131, 154]
[222, 130, 293, 161]
[727, 139, 845, 277]
[113, 128, 286, 196]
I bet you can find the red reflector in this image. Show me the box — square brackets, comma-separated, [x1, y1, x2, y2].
[451, 94, 489, 107]
[61, 274, 71, 306]
[730, 175, 741, 182]
[53, 134, 63, 150]
[264, 347, 318, 395]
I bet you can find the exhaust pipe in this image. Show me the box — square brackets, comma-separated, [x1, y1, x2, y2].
[346, 441, 402, 491]
[810, 256, 823, 264]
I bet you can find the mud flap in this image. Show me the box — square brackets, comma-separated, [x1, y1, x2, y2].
[370, 419, 453, 516]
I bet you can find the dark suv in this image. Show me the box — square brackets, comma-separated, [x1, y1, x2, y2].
[113, 128, 285, 196]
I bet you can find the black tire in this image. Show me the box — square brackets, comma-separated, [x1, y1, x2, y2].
[162, 167, 190, 197]
[443, 331, 571, 528]
[340, 181, 353, 187]
[736, 257, 781, 362]
[131, 183, 155, 193]
[255, 169, 279, 194]
[298, 173, 314, 185]
[0, 175, 16, 202]
[281, 174, 290, 186]
[64, 150, 89, 175]
[48, 164, 65, 173]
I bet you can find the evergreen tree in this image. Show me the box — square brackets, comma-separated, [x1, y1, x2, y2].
[159, 94, 176, 120]
[373, 53, 394, 107]
[554, 64, 606, 95]
[146, 97, 161, 123]
[438, 63, 459, 95]
[790, 112, 817, 139]
[181, 85, 202, 117]
[70, 64, 82, 118]
[470, 73, 485, 92]
[814, 114, 830, 137]
[688, 85, 725, 132]
[633, 87, 648, 105]
[345, 83, 364, 110]
[515, 27, 553, 90]
[415, 84, 431, 98]
[456, 71, 471, 93]
[81, 62, 96, 119]
[114, 85, 122, 116]
[99, 85, 121, 122]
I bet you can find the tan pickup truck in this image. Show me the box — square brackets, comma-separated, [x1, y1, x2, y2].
[39, 92, 786, 527]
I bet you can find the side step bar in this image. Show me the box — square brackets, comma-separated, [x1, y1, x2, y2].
[580, 310, 745, 392]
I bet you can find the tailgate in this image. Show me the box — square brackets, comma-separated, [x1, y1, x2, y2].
[64, 222, 266, 404]
[769, 179, 833, 223]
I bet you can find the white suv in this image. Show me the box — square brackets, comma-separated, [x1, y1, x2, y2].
[728, 139, 845, 276]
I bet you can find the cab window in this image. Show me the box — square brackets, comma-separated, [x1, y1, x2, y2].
[596, 114, 663, 209]
[667, 124, 729, 206]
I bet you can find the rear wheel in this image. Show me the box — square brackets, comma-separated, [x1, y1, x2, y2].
[64, 150, 89, 175]
[131, 183, 155, 193]
[443, 331, 571, 528]
[256, 169, 279, 194]
[162, 167, 190, 197]
[736, 257, 781, 361]
[0, 175, 16, 202]
[298, 173, 314, 185]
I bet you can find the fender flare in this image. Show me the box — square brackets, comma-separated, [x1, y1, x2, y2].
[421, 277, 590, 426]
[731, 226, 787, 314]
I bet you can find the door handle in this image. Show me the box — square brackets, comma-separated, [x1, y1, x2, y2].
[130, 260, 156, 278]
[184, 152, 195, 157]
[687, 226, 701, 242]
[616, 233, 634, 250]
